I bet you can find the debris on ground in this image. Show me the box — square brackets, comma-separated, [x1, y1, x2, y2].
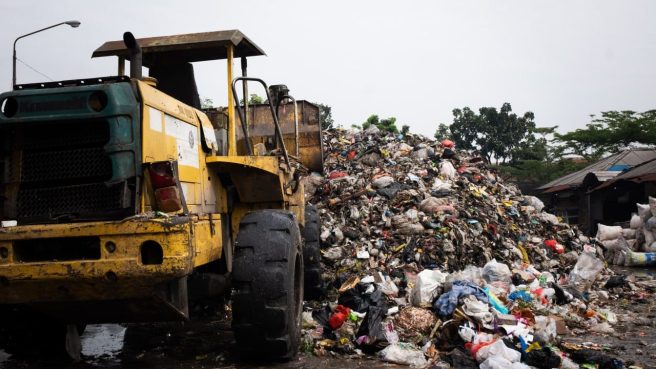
[300, 127, 640, 368]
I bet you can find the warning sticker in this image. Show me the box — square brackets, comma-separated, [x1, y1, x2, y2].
[164, 114, 199, 168]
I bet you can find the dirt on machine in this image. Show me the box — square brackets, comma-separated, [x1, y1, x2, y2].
[0, 29, 323, 361]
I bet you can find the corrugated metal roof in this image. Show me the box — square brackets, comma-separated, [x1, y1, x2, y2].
[538, 149, 656, 191]
[592, 157, 656, 191]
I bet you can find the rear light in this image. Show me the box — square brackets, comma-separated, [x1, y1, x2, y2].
[147, 161, 183, 212]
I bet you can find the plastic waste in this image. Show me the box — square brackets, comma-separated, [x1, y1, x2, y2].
[523, 346, 562, 369]
[439, 161, 457, 179]
[624, 250, 656, 266]
[328, 305, 351, 330]
[433, 280, 489, 317]
[637, 203, 650, 219]
[534, 316, 557, 343]
[379, 343, 428, 368]
[650, 196, 656, 216]
[475, 339, 521, 363]
[410, 269, 447, 307]
[484, 287, 509, 314]
[482, 259, 512, 283]
[372, 175, 395, 189]
[568, 253, 604, 290]
[569, 349, 624, 369]
[630, 214, 643, 229]
[355, 305, 387, 348]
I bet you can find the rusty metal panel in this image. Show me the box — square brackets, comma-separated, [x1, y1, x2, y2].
[92, 30, 266, 66]
[234, 100, 324, 172]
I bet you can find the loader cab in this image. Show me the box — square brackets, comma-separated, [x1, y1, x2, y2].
[92, 30, 323, 172]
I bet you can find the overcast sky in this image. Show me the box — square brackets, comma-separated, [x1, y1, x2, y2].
[1, 0, 655, 136]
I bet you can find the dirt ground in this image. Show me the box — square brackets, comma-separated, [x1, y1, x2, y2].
[1, 268, 654, 369]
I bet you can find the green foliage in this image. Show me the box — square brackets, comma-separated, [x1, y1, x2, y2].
[554, 110, 656, 159]
[351, 124, 361, 129]
[316, 103, 334, 130]
[446, 103, 537, 163]
[362, 114, 399, 133]
[239, 94, 264, 105]
[434, 123, 451, 141]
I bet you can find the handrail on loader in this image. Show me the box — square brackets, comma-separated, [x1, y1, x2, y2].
[231, 77, 291, 169]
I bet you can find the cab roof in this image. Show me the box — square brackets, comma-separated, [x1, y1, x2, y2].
[92, 30, 265, 66]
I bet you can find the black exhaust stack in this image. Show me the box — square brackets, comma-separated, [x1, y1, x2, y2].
[123, 32, 142, 79]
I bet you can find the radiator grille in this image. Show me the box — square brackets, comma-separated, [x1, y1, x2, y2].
[2, 119, 132, 223]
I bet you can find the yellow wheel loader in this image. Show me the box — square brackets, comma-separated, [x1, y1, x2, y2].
[0, 30, 323, 360]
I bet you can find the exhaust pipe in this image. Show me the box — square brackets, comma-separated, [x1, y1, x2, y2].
[123, 32, 142, 79]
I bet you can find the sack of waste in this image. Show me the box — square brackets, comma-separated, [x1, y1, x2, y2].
[379, 343, 428, 368]
[596, 224, 622, 241]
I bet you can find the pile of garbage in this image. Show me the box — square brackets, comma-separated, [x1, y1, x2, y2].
[300, 127, 627, 368]
[600, 199, 656, 267]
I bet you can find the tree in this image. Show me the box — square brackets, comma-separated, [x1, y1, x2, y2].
[446, 103, 536, 163]
[239, 94, 264, 105]
[362, 114, 399, 133]
[434, 123, 451, 141]
[316, 103, 334, 130]
[554, 110, 656, 160]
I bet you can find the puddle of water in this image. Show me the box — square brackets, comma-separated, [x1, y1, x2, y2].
[81, 324, 126, 362]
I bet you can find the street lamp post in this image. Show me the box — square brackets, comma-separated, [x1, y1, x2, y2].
[12, 20, 81, 89]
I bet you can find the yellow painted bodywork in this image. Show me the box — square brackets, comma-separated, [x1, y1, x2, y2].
[0, 57, 307, 314]
[0, 216, 220, 304]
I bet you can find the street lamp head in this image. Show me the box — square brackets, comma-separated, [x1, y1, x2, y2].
[65, 20, 81, 28]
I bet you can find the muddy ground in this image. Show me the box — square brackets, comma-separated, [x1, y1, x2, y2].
[1, 268, 654, 369]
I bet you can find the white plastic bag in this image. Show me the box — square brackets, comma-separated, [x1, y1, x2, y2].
[439, 161, 457, 179]
[411, 269, 447, 307]
[600, 239, 621, 250]
[630, 214, 644, 229]
[379, 343, 428, 368]
[372, 176, 395, 189]
[476, 339, 521, 363]
[534, 316, 557, 343]
[524, 196, 545, 212]
[482, 259, 511, 283]
[650, 196, 656, 217]
[622, 228, 636, 239]
[568, 253, 604, 289]
[596, 224, 622, 241]
[637, 203, 651, 220]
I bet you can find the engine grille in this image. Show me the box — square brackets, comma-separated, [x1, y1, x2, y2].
[2, 120, 132, 224]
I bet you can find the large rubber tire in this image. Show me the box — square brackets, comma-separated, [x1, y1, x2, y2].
[302, 205, 323, 299]
[231, 210, 303, 360]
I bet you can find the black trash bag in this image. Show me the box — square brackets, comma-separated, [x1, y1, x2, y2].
[354, 305, 387, 352]
[604, 275, 627, 289]
[443, 347, 478, 369]
[523, 346, 562, 369]
[338, 284, 385, 312]
[311, 304, 332, 327]
[312, 304, 337, 340]
[377, 182, 409, 199]
[551, 282, 569, 305]
[569, 349, 624, 369]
